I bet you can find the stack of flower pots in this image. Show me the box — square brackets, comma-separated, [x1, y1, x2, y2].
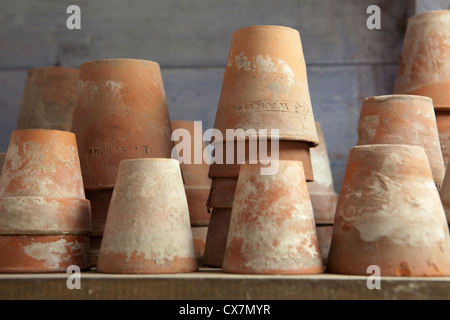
[203, 25, 320, 268]
[0, 129, 91, 272]
[308, 123, 338, 267]
[171, 120, 211, 265]
[71, 59, 174, 266]
[16, 66, 79, 131]
[394, 10, 450, 167]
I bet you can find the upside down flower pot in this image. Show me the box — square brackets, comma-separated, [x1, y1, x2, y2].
[213, 25, 319, 145]
[16, 66, 79, 131]
[97, 159, 198, 274]
[394, 11, 450, 107]
[72, 59, 174, 190]
[0, 129, 91, 272]
[171, 121, 211, 226]
[307, 123, 338, 225]
[327, 144, 450, 276]
[357, 95, 445, 189]
[222, 161, 323, 274]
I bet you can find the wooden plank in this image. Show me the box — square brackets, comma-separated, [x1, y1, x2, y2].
[0, 271, 449, 300]
[0, 71, 27, 153]
[0, 0, 408, 68]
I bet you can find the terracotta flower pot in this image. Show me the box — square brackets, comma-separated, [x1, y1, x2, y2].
[202, 208, 232, 268]
[0, 129, 91, 272]
[316, 225, 333, 268]
[327, 144, 450, 276]
[357, 95, 445, 189]
[191, 226, 208, 267]
[0, 153, 5, 178]
[208, 140, 314, 181]
[394, 11, 450, 107]
[435, 108, 450, 167]
[222, 161, 323, 274]
[71, 59, 174, 190]
[307, 123, 338, 225]
[97, 158, 198, 274]
[171, 121, 211, 226]
[16, 66, 79, 131]
[0, 129, 91, 235]
[0, 235, 90, 273]
[213, 25, 319, 145]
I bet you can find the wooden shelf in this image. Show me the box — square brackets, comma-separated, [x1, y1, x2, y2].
[1, 268, 450, 300]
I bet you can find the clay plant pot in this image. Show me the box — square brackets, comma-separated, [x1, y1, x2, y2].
[222, 161, 323, 275]
[435, 108, 450, 168]
[212, 25, 319, 145]
[191, 226, 208, 267]
[16, 66, 79, 131]
[327, 144, 450, 276]
[0, 153, 5, 178]
[316, 225, 333, 268]
[96, 158, 198, 274]
[307, 123, 338, 225]
[71, 59, 174, 190]
[357, 95, 445, 189]
[0, 129, 91, 272]
[394, 11, 450, 107]
[202, 208, 232, 268]
[171, 121, 211, 226]
[0, 235, 90, 273]
[208, 140, 314, 181]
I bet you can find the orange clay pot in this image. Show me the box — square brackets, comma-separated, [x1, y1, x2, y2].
[0, 235, 90, 273]
[0, 129, 91, 235]
[191, 226, 208, 267]
[71, 59, 174, 190]
[307, 123, 338, 225]
[435, 108, 450, 168]
[208, 140, 313, 181]
[357, 95, 445, 189]
[202, 208, 232, 268]
[171, 121, 211, 226]
[316, 225, 333, 268]
[212, 25, 319, 145]
[222, 161, 323, 275]
[327, 144, 450, 276]
[0, 153, 5, 178]
[97, 159, 198, 274]
[16, 66, 79, 131]
[394, 11, 450, 108]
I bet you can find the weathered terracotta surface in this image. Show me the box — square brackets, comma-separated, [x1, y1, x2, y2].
[208, 140, 313, 181]
[439, 162, 450, 224]
[0, 235, 90, 273]
[191, 226, 208, 267]
[222, 161, 323, 274]
[316, 225, 333, 268]
[213, 25, 319, 145]
[17, 67, 79, 131]
[357, 95, 445, 189]
[202, 208, 232, 268]
[85, 188, 113, 236]
[435, 108, 450, 168]
[206, 178, 238, 209]
[0, 153, 5, 178]
[307, 123, 338, 225]
[72, 59, 174, 190]
[394, 11, 450, 108]
[0, 130, 91, 235]
[97, 159, 198, 274]
[171, 121, 211, 226]
[327, 144, 450, 276]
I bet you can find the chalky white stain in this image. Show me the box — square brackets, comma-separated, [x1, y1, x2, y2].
[99, 160, 196, 264]
[226, 164, 321, 271]
[23, 239, 82, 268]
